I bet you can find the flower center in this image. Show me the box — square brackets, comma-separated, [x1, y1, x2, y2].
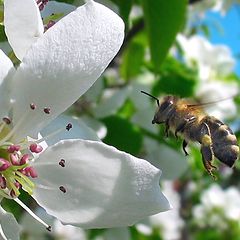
[0, 123, 41, 199]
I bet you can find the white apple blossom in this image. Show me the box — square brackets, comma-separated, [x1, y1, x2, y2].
[193, 184, 240, 229]
[177, 34, 238, 119]
[136, 181, 184, 240]
[188, 0, 239, 19]
[177, 35, 235, 81]
[0, 0, 171, 239]
[212, 0, 240, 14]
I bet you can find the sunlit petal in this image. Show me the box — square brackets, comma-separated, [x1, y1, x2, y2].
[10, 0, 124, 140]
[0, 49, 15, 118]
[32, 139, 170, 228]
[4, 0, 44, 60]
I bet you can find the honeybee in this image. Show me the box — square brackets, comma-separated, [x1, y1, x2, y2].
[141, 91, 239, 178]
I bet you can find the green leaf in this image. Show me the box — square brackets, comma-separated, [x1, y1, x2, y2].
[102, 116, 143, 155]
[153, 57, 197, 97]
[142, 0, 187, 71]
[120, 41, 145, 80]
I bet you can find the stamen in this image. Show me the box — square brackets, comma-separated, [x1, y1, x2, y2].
[66, 123, 73, 131]
[20, 154, 29, 165]
[43, 107, 51, 114]
[0, 159, 11, 171]
[14, 198, 51, 230]
[0, 111, 30, 145]
[59, 186, 66, 193]
[24, 167, 38, 178]
[44, 20, 56, 31]
[30, 143, 43, 153]
[7, 145, 21, 153]
[30, 103, 36, 110]
[58, 159, 65, 167]
[2, 117, 11, 125]
[35, 124, 72, 145]
[10, 154, 19, 166]
[0, 176, 6, 189]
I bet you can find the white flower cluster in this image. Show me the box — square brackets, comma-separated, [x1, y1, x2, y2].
[136, 181, 184, 240]
[193, 184, 240, 229]
[190, 0, 240, 16]
[178, 34, 238, 120]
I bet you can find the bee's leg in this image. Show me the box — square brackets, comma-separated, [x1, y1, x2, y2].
[164, 120, 170, 137]
[200, 123, 217, 179]
[175, 122, 186, 138]
[175, 116, 196, 138]
[182, 139, 189, 156]
[201, 144, 217, 180]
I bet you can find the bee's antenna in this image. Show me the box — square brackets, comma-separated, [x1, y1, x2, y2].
[141, 91, 160, 106]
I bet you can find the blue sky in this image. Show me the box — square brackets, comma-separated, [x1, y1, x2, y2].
[204, 5, 240, 75]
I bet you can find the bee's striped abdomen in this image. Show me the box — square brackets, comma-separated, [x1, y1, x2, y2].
[204, 116, 239, 167]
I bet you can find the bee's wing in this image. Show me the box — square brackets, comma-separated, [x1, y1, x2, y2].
[187, 95, 237, 108]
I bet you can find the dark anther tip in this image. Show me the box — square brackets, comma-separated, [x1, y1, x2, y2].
[46, 226, 52, 232]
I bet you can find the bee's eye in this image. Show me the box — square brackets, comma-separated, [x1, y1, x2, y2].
[160, 101, 173, 111]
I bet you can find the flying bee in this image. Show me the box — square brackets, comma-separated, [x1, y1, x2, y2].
[141, 91, 239, 178]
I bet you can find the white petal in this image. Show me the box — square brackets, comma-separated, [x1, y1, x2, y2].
[41, 115, 100, 146]
[32, 139, 170, 228]
[0, 49, 13, 81]
[10, 0, 124, 140]
[0, 206, 20, 240]
[4, 0, 44, 60]
[0, 49, 15, 118]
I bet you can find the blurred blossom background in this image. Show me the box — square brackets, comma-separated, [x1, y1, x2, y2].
[1, 0, 240, 239]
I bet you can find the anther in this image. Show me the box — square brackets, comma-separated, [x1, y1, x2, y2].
[59, 159, 65, 167]
[0, 158, 11, 171]
[59, 186, 66, 193]
[10, 154, 19, 166]
[10, 189, 17, 198]
[30, 103, 36, 110]
[44, 20, 56, 31]
[46, 226, 52, 232]
[66, 123, 72, 131]
[2, 117, 11, 125]
[8, 145, 21, 153]
[24, 167, 38, 178]
[30, 143, 43, 153]
[20, 154, 29, 165]
[43, 107, 51, 114]
[0, 176, 6, 189]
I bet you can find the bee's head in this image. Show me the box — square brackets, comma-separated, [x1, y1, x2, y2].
[152, 95, 176, 124]
[140, 91, 176, 124]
